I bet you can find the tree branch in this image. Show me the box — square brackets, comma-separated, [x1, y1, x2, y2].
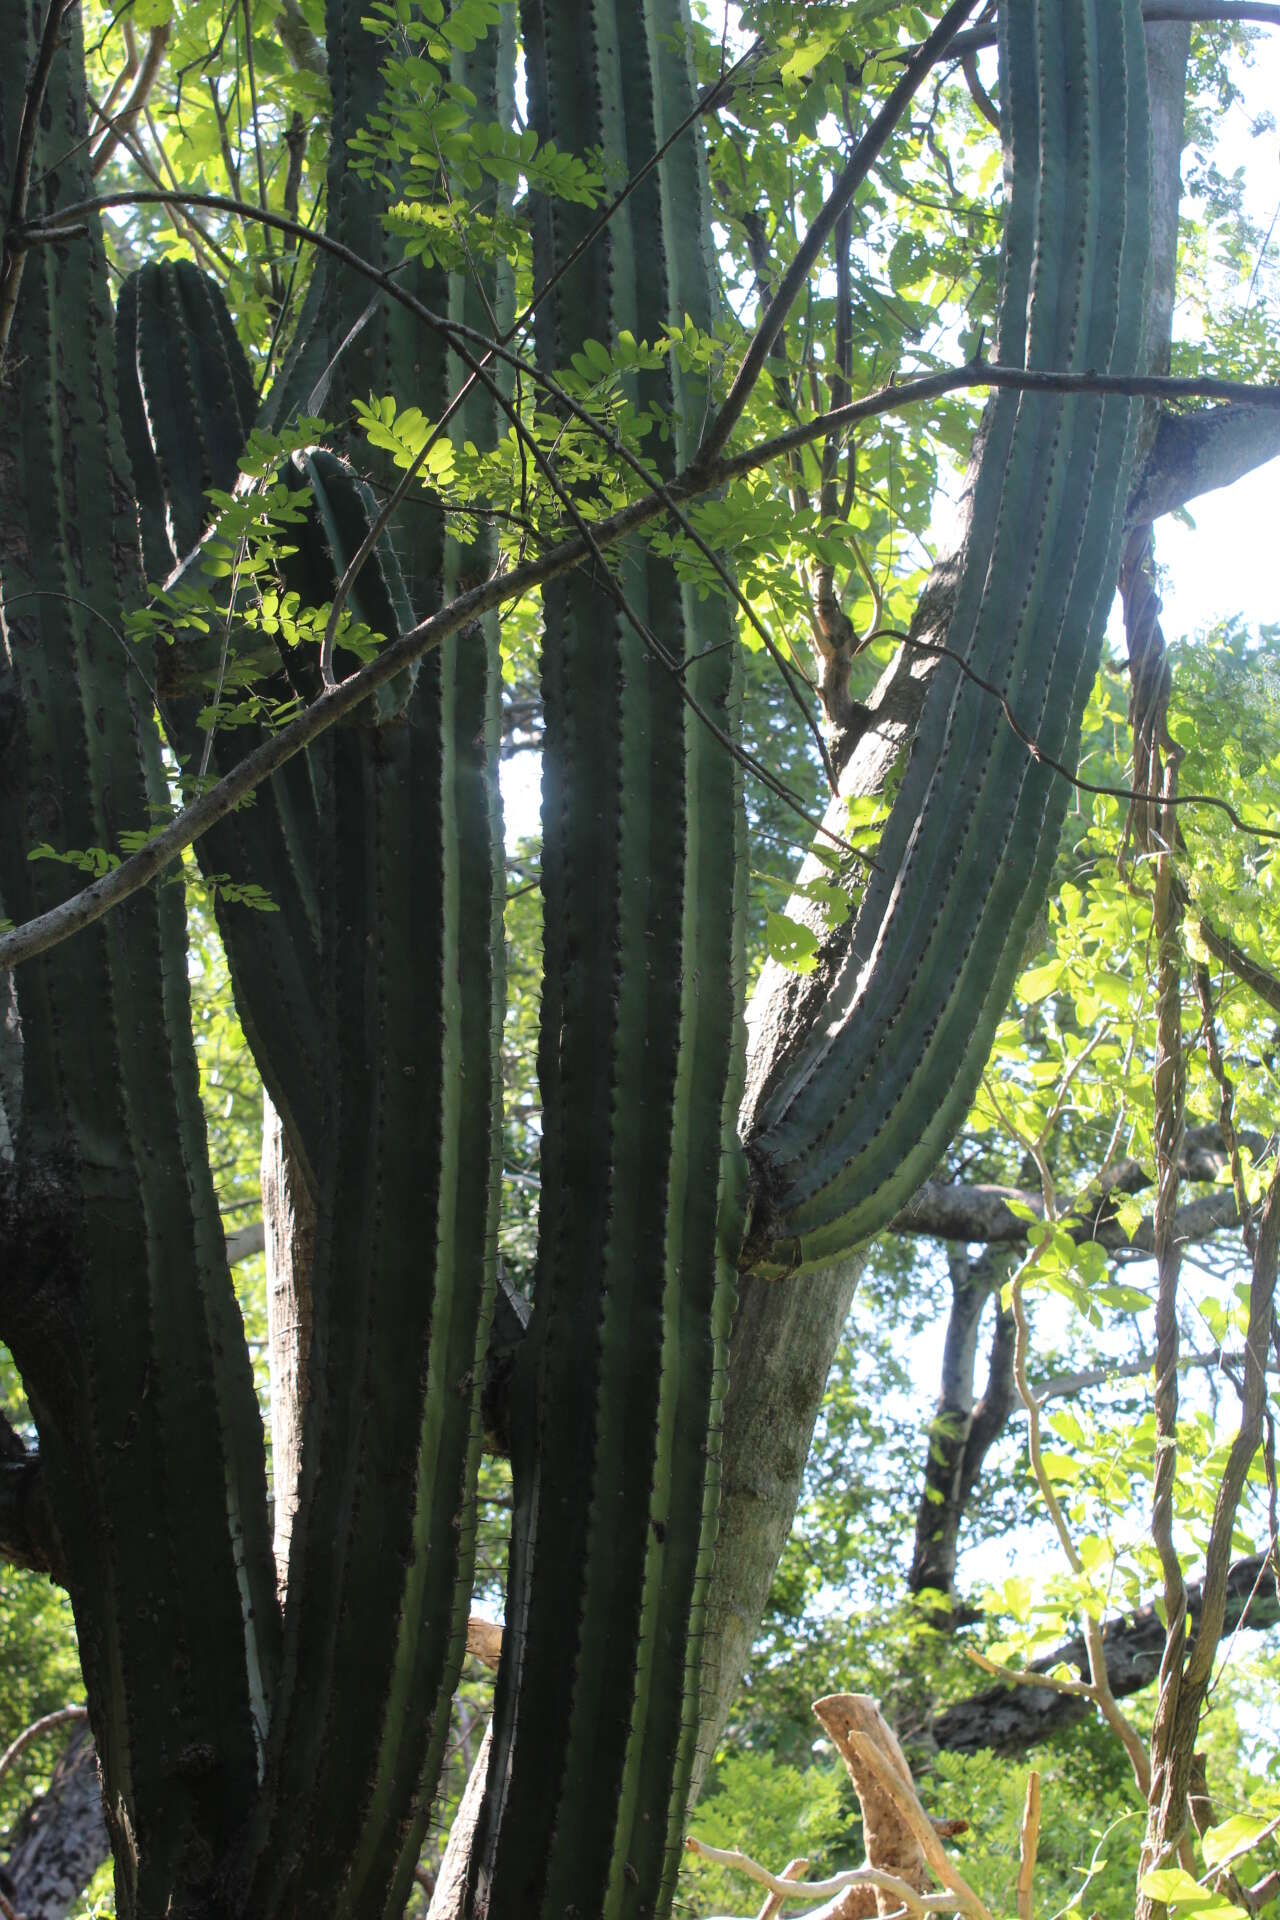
[889, 1123, 1250, 1249]
[89, 24, 169, 176]
[1129, 402, 1280, 526]
[928, 1552, 1280, 1756]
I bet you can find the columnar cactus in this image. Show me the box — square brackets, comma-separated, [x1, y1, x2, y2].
[470, 4, 746, 1912]
[743, 0, 1151, 1276]
[0, 8, 278, 1911]
[109, 11, 511, 1915]
[0, 1, 1153, 1917]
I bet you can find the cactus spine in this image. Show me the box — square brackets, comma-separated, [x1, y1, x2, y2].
[110, 12, 511, 1915]
[744, 0, 1152, 1276]
[85, 5, 508, 1916]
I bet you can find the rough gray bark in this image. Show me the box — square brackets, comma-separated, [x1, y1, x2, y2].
[693, 1252, 867, 1795]
[928, 1552, 1280, 1757]
[425, 1726, 492, 1920]
[1128, 404, 1280, 527]
[2, 1727, 107, 1920]
[890, 1119, 1248, 1249]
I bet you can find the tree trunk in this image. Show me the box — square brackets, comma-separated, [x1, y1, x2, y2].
[2, 1728, 107, 1920]
[928, 1552, 1278, 1757]
[908, 1251, 1015, 1605]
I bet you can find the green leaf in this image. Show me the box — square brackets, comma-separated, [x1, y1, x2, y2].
[1018, 959, 1062, 1003]
[766, 911, 819, 975]
[1202, 1814, 1272, 1869]
[1140, 1870, 1211, 1904]
[1113, 1195, 1145, 1242]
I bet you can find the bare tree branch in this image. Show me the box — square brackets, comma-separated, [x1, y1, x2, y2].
[89, 24, 169, 176]
[928, 1552, 1280, 1757]
[1129, 403, 1280, 526]
[694, 0, 982, 469]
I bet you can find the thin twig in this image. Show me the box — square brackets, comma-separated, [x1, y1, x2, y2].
[685, 1836, 941, 1913]
[21, 188, 1280, 454]
[1196, 912, 1280, 1017]
[1010, 1262, 1153, 1796]
[1193, 962, 1257, 1258]
[867, 629, 1280, 845]
[6, 200, 1280, 955]
[964, 1649, 1094, 1700]
[238, 0, 279, 303]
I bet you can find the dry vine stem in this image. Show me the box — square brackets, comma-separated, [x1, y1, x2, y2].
[689, 1696, 993, 1920]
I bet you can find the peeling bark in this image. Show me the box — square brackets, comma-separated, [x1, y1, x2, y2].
[813, 1696, 933, 1918]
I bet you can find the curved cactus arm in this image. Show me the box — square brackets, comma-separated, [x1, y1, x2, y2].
[115, 260, 331, 1178]
[0, 8, 278, 1913]
[744, 0, 1152, 1276]
[116, 261, 257, 582]
[474, 5, 746, 1917]
[225, 11, 510, 1915]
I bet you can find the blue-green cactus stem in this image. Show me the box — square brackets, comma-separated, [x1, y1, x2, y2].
[224, 12, 509, 1913]
[0, 8, 278, 1913]
[116, 261, 257, 582]
[476, 4, 744, 1916]
[744, 0, 1151, 1276]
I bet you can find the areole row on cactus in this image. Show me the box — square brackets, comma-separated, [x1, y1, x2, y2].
[0, 0, 1154, 1917]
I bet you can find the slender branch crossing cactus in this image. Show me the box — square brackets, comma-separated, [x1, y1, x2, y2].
[110, 10, 513, 1915]
[0, 1, 1153, 1917]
